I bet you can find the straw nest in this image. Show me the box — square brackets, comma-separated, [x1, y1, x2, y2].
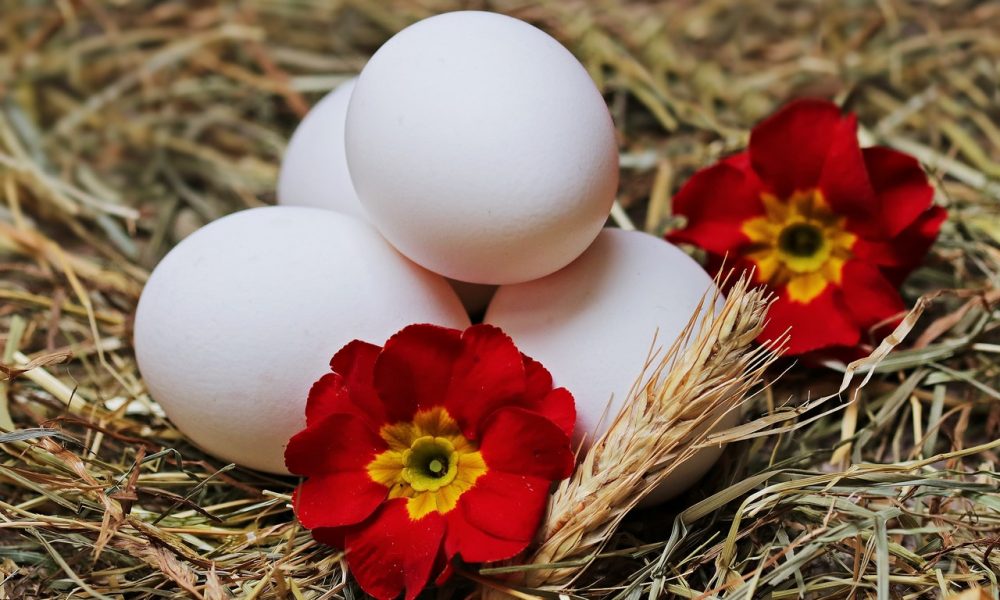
[1, 1, 998, 599]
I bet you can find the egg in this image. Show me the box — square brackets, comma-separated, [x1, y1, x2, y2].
[345, 11, 618, 285]
[275, 77, 497, 316]
[484, 228, 735, 503]
[134, 206, 470, 474]
[277, 78, 365, 218]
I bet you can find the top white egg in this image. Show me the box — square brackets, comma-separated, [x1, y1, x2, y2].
[345, 11, 619, 285]
[275, 75, 497, 315]
[277, 78, 366, 218]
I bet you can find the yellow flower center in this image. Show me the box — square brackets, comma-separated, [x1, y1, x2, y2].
[741, 189, 856, 303]
[367, 407, 487, 520]
[401, 436, 458, 491]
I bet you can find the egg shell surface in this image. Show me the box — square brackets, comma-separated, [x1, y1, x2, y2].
[276, 78, 497, 317]
[134, 206, 470, 474]
[484, 228, 733, 502]
[345, 11, 619, 284]
[277, 78, 366, 218]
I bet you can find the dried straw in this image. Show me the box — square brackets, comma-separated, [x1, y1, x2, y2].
[2, 1, 999, 598]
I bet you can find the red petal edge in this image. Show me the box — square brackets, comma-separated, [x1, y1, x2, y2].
[286, 412, 388, 530]
[479, 406, 575, 480]
[667, 159, 765, 255]
[445, 470, 551, 561]
[373, 324, 463, 423]
[838, 260, 906, 332]
[749, 98, 846, 198]
[818, 114, 879, 235]
[293, 471, 387, 530]
[285, 412, 384, 476]
[304, 372, 351, 428]
[862, 146, 936, 239]
[874, 205, 947, 286]
[328, 339, 385, 426]
[444, 325, 527, 440]
[513, 355, 576, 438]
[344, 499, 446, 600]
[762, 285, 860, 355]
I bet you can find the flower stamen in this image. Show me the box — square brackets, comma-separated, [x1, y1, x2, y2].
[778, 222, 824, 257]
[367, 407, 487, 519]
[742, 189, 856, 303]
[402, 436, 459, 491]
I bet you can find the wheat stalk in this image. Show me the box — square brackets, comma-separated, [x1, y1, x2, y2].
[481, 275, 783, 594]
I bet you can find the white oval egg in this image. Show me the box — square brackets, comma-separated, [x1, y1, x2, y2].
[134, 206, 470, 474]
[484, 228, 735, 502]
[277, 78, 366, 218]
[345, 11, 618, 285]
[276, 77, 496, 316]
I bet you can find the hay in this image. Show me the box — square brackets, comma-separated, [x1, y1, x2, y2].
[1, 1, 998, 598]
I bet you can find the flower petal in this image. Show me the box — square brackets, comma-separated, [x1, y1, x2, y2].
[839, 260, 906, 333]
[449, 470, 550, 547]
[723, 152, 752, 169]
[344, 499, 446, 600]
[479, 407, 574, 480]
[331, 339, 381, 377]
[329, 340, 385, 425]
[749, 99, 844, 198]
[536, 388, 576, 439]
[294, 471, 387, 529]
[817, 114, 879, 234]
[304, 373, 351, 428]
[762, 285, 859, 355]
[285, 413, 384, 476]
[863, 146, 936, 238]
[312, 526, 347, 549]
[305, 374, 387, 433]
[521, 356, 576, 437]
[374, 324, 463, 424]
[433, 555, 454, 586]
[853, 205, 946, 277]
[879, 206, 947, 286]
[522, 354, 553, 399]
[444, 501, 533, 563]
[444, 325, 526, 440]
[667, 158, 765, 255]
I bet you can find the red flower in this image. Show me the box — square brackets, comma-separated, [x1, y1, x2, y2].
[668, 99, 946, 355]
[285, 324, 575, 600]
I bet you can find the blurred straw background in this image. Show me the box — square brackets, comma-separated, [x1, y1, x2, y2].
[1, 0, 998, 598]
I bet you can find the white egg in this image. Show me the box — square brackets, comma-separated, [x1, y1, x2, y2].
[134, 207, 470, 474]
[277, 78, 366, 218]
[275, 77, 496, 316]
[484, 229, 735, 503]
[345, 11, 618, 285]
